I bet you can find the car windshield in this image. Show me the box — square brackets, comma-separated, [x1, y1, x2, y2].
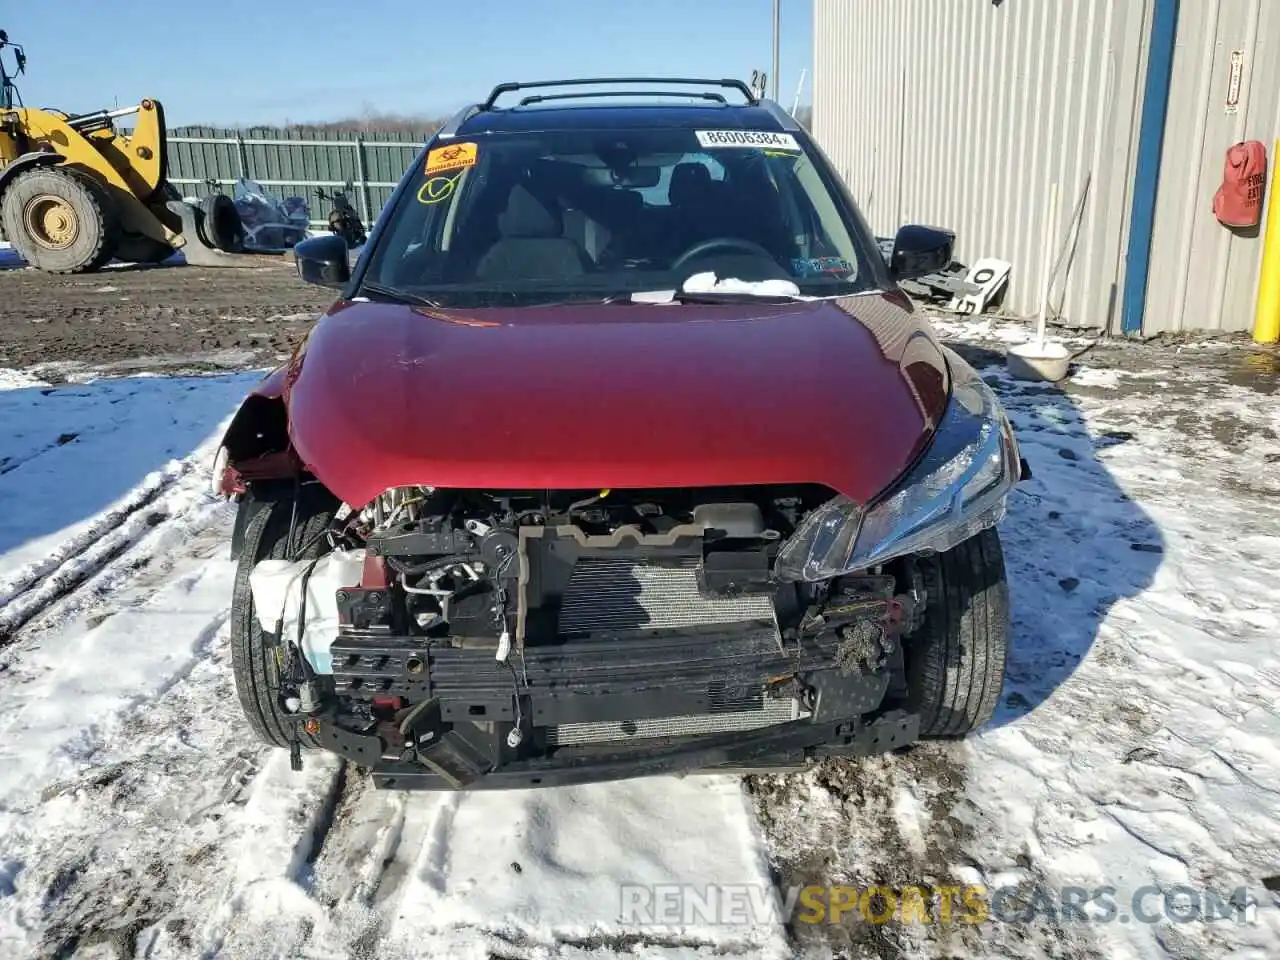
[360, 125, 879, 308]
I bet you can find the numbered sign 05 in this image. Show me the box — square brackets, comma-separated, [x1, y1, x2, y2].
[948, 259, 1012, 316]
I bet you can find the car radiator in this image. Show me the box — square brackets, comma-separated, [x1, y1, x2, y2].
[557, 556, 775, 632]
[548, 556, 805, 745]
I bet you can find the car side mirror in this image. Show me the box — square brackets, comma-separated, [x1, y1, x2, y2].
[888, 225, 955, 282]
[294, 234, 350, 288]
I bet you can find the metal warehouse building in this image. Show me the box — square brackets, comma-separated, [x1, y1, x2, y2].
[812, 0, 1280, 336]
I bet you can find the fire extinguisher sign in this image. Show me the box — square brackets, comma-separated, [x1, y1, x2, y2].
[1225, 51, 1244, 115]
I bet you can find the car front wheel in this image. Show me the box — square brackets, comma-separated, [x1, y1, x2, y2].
[904, 527, 1010, 738]
[229, 488, 337, 750]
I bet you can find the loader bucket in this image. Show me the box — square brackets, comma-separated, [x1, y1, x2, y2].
[163, 197, 258, 267]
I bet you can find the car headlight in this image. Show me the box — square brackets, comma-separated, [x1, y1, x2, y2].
[775, 347, 1021, 581]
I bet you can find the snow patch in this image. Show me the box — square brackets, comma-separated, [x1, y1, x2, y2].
[1068, 365, 1130, 389]
[0, 371, 260, 592]
[682, 271, 802, 298]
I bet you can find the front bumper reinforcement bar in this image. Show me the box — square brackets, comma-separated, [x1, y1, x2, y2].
[366, 710, 920, 790]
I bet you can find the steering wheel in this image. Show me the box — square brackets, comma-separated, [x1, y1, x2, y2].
[669, 236, 776, 272]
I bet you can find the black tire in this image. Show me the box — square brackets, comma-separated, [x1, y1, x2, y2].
[114, 233, 176, 265]
[904, 527, 1009, 738]
[0, 167, 119, 273]
[230, 487, 339, 750]
[199, 192, 244, 252]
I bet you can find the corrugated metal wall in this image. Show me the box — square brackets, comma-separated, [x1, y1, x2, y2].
[813, 0, 1150, 330]
[1144, 0, 1280, 334]
[814, 0, 1280, 335]
[164, 127, 429, 228]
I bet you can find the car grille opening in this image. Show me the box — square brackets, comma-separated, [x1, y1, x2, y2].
[547, 556, 804, 744]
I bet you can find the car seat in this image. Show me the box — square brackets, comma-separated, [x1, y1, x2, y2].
[668, 163, 714, 212]
[474, 185, 592, 282]
[667, 162, 729, 254]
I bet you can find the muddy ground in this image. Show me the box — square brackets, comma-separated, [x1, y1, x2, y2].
[3, 259, 1277, 384]
[0, 261, 335, 371]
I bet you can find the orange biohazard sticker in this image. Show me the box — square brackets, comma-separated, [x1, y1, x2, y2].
[425, 141, 478, 176]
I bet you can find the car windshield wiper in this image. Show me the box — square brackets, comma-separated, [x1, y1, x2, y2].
[357, 280, 443, 308]
[675, 290, 806, 304]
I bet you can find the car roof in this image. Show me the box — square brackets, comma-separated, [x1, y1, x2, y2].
[440, 77, 804, 139]
[457, 102, 792, 136]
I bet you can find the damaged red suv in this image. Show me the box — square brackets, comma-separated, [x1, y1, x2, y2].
[213, 78, 1024, 790]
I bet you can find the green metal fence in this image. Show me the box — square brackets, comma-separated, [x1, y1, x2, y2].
[165, 127, 434, 229]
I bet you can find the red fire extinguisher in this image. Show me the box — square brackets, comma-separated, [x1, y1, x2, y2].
[1213, 140, 1268, 228]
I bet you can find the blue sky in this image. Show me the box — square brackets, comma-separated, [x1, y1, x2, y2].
[6, 1, 813, 127]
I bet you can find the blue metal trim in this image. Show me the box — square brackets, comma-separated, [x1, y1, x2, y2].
[1121, 0, 1180, 335]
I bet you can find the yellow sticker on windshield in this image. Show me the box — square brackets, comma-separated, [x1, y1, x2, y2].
[418, 172, 461, 205]
[425, 141, 478, 175]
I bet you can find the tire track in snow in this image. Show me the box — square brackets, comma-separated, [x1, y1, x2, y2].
[294, 760, 351, 893]
[0, 498, 368, 959]
[0, 505, 287, 957]
[297, 787, 463, 956]
[410, 790, 464, 897]
[1, 620, 347, 959]
[0, 458, 202, 643]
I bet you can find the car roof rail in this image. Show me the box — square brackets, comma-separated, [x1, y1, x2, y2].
[759, 98, 802, 133]
[518, 90, 729, 106]
[482, 77, 759, 110]
[435, 103, 482, 140]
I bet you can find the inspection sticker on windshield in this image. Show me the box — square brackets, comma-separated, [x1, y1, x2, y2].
[696, 130, 800, 151]
[425, 141, 478, 175]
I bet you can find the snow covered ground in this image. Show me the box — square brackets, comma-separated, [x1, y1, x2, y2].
[0, 320, 1277, 959]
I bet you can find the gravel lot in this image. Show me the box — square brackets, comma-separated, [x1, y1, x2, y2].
[0, 260, 335, 372]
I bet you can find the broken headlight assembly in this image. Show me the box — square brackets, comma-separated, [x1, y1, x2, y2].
[775, 348, 1022, 582]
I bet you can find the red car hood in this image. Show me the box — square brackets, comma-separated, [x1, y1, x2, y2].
[283, 294, 950, 508]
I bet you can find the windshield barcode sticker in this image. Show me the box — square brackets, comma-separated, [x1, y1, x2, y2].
[696, 130, 801, 151]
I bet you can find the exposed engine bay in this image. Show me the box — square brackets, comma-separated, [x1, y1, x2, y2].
[358, 484, 838, 645]
[250, 484, 926, 789]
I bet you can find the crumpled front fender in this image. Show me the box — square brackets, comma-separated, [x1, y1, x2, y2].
[213, 363, 301, 498]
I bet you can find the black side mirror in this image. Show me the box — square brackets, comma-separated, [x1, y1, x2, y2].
[888, 224, 955, 282]
[294, 234, 350, 288]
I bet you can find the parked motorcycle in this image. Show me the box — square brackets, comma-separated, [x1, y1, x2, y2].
[315, 180, 366, 249]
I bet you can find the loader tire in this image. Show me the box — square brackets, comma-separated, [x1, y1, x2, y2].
[230, 487, 339, 750]
[0, 167, 119, 274]
[904, 527, 1010, 738]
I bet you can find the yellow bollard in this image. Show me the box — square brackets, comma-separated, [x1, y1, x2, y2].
[1253, 139, 1280, 344]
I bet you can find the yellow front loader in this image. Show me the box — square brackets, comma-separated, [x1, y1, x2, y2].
[0, 30, 247, 273]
